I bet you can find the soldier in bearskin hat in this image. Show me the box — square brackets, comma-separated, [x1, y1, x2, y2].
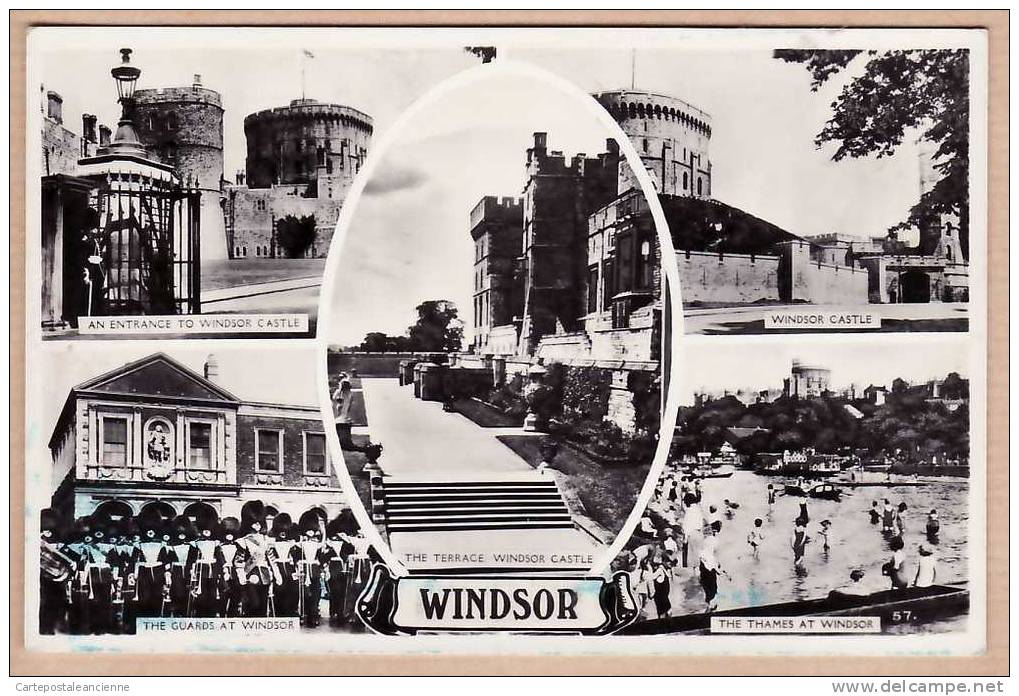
[293, 512, 327, 628]
[239, 501, 276, 617]
[166, 516, 197, 617]
[128, 511, 171, 620]
[215, 516, 244, 617]
[77, 516, 116, 634]
[269, 513, 299, 617]
[189, 516, 220, 617]
[320, 516, 355, 625]
[116, 517, 141, 633]
[39, 509, 76, 635]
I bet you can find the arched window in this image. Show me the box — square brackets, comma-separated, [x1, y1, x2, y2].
[628, 103, 636, 119]
[697, 178, 703, 196]
[93, 500, 134, 525]
[166, 112, 179, 131]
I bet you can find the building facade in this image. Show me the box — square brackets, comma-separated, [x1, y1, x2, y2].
[224, 98, 373, 260]
[470, 196, 523, 353]
[48, 353, 344, 524]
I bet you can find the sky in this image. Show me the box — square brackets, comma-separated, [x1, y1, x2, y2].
[677, 338, 971, 403]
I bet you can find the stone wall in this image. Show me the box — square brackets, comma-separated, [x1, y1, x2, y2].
[42, 116, 80, 176]
[224, 184, 342, 259]
[779, 241, 869, 304]
[676, 250, 781, 304]
[328, 351, 448, 378]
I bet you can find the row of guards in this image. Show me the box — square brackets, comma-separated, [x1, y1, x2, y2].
[39, 500, 378, 635]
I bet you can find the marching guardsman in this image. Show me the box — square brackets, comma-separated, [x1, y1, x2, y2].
[215, 517, 244, 617]
[190, 518, 220, 617]
[293, 513, 326, 627]
[103, 520, 128, 634]
[167, 516, 197, 617]
[65, 518, 91, 634]
[77, 517, 116, 634]
[116, 517, 141, 633]
[39, 509, 76, 635]
[321, 517, 354, 625]
[239, 501, 278, 617]
[344, 532, 373, 620]
[269, 513, 299, 617]
[129, 515, 171, 620]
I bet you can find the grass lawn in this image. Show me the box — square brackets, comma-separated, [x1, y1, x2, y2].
[452, 398, 523, 428]
[200, 258, 326, 291]
[497, 434, 650, 535]
[340, 434, 374, 515]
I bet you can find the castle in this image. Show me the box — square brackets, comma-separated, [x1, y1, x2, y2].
[224, 98, 373, 260]
[594, 88, 969, 307]
[40, 68, 372, 265]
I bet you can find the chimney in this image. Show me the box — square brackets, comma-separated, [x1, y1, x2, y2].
[46, 91, 63, 124]
[193, 73, 202, 88]
[99, 125, 112, 147]
[204, 354, 219, 382]
[82, 114, 98, 143]
[532, 132, 547, 152]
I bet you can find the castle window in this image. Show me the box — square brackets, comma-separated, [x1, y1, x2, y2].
[242, 246, 247, 257]
[101, 416, 129, 467]
[642, 138, 648, 153]
[588, 265, 600, 314]
[166, 113, 179, 131]
[683, 172, 688, 190]
[256, 246, 261, 257]
[303, 432, 327, 475]
[255, 428, 283, 472]
[187, 421, 213, 469]
[697, 178, 703, 196]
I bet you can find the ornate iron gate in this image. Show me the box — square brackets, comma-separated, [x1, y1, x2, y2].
[80, 171, 201, 318]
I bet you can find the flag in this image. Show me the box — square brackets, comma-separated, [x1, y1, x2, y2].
[302, 49, 315, 59]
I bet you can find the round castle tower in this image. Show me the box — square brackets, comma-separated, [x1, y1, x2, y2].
[243, 98, 373, 199]
[593, 89, 712, 199]
[134, 77, 227, 261]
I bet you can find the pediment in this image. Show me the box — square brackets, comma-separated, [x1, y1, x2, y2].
[75, 353, 238, 402]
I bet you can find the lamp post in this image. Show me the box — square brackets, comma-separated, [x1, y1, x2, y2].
[106, 48, 147, 158]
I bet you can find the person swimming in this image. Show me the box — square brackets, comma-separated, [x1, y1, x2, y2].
[747, 518, 764, 557]
[926, 509, 940, 543]
[869, 501, 881, 525]
[791, 520, 811, 567]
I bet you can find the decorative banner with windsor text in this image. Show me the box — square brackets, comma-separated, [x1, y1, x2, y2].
[356, 565, 638, 635]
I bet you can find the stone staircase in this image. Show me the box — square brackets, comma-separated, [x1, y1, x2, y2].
[374, 474, 577, 534]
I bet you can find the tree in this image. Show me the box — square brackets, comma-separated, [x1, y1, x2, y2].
[774, 48, 970, 257]
[275, 214, 318, 258]
[360, 332, 390, 352]
[407, 300, 463, 352]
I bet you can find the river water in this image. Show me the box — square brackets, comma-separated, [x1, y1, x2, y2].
[648, 470, 969, 634]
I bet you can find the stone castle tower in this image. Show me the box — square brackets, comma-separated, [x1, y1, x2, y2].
[917, 138, 965, 263]
[134, 76, 227, 261]
[593, 89, 712, 199]
[518, 132, 619, 355]
[243, 98, 373, 200]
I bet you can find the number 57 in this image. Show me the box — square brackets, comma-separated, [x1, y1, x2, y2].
[891, 610, 913, 622]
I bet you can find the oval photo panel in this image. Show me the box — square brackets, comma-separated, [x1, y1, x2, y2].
[318, 61, 678, 578]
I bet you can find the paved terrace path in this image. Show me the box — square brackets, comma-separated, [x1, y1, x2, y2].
[360, 378, 534, 477]
[360, 377, 604, 574]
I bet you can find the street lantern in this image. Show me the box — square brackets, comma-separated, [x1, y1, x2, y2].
[110, 48, 141, 103]
[105, 47, 146, 159]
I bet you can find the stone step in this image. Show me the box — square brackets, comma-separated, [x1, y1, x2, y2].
[377, 475, 577, 534]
